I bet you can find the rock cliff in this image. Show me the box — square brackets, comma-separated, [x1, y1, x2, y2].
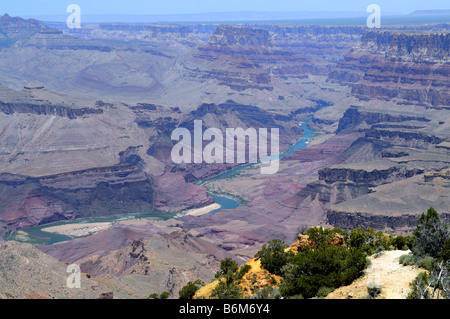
[0, 165, 155, 240]
[0, 101, 103, 119]
[329, 30, 450, 108]
[208, 25, 276, 47]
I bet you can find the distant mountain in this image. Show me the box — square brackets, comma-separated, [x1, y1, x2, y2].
[410, 10, 450, 16]
[0, 13, 62, 47]
[24, 11, 394, 24]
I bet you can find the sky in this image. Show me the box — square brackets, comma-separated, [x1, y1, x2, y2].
[2, 0, 449, 17]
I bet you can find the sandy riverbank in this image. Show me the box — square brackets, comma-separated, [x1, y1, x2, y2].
[40, 203, 221, 237]
[41, 222, 114, 237]
[176, 203, 221, 218]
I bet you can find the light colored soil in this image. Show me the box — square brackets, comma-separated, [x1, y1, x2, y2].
[176, 203, 221, 218]
[41, 222, 113, 237]
[326, 250, 425, 299]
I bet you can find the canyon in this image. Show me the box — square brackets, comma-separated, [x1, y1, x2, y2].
[0, 13, 449, 298]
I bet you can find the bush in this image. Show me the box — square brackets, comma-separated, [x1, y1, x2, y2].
[148, 291, 170, 299]
[210, 258, 244, 299]
[417, 256, 435, 271]
[305, 227, 346, 248]
[408, 262, 450, 299]
[317, 286, 334, 297]
[407, 272, 431, 299]
[279, 244, 367, 299]
[236, 264, 252, 281]
[218, 258, 239, 284]
[440, 239, 450, 261]
[367, 283, 382, 299]
[390, 235, 410, 250]
[255, 239, 293, 276]
[348, 227, 392, 254]
[250, 286, 281, 299]
[210, 280, 243, 299]
[411, 207, 449, 259]
[373, 246, 385, 258]
[399, 254, 416, 266]
[349, 227, 373, 250]
[179, 279, 205, 299]
[159, 291, 170, 299]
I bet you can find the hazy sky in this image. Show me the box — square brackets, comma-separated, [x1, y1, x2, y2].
[2, 0, 449, 16]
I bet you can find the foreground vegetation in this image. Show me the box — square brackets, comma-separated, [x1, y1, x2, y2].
[400, 207, 450, 299]
[178, 207, 449, 299]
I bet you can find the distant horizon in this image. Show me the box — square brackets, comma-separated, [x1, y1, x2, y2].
[2, 0, 450, 17]
[8, 9, 450, 25]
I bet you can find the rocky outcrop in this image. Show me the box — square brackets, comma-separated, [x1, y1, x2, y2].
[77, 239, 151, 277]
[186, 63, 274, 91]
[0, 101, 103, 119]
[424, 169, 450, 182]
[318, 166, 425, 185]
[0, 14, 62, 47]
[351, 83, 450, 108]
[337, 107, 430, 133]
[329, 30, 450, 108]
[360, 30, 449, 63]
[0, 241, 114, 299]
[208, 25, 276, 47]
[98, 23, 216, 41]
[364, 128, 444, 146]
[289, 232, 346, 253]
[40, 228, 233, 298]
[187, 24, 363, 91]
[282, 181, 373, 211]
[0, 165, 155, 240]
[326, 210, 450, 233]
[262, 25, 364, 63]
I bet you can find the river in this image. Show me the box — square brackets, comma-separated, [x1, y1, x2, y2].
[7, 118, 317, 245]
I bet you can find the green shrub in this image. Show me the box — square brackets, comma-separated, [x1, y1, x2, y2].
[367, 283, 382, 299]
[348, 227, 393, 254]
[250, 286, 281, 299]
[373, 246, 385, 258]
[317, 286, 334, 297]
[349, 227, 373, 250]
[411, 207, 449, 259]
[305, 227, 346, 248]
[417, 256, 435, 271]
[178, 279, 204, 299]
[218, 258, 239, 284]
[407, 272, 431, 299]
[279, 244, 367, 299]
[255, 239, 293, 276]
[374, 231, 390, 250]
[159, 291, 170, 299]
[148, 291, 170, 299]
[399, 254, 416, 266]
[390, 235, 410, 250]
[236, 264, 252, 280]
[440, 239, 450, 261]
[210, 280, 243, 299]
